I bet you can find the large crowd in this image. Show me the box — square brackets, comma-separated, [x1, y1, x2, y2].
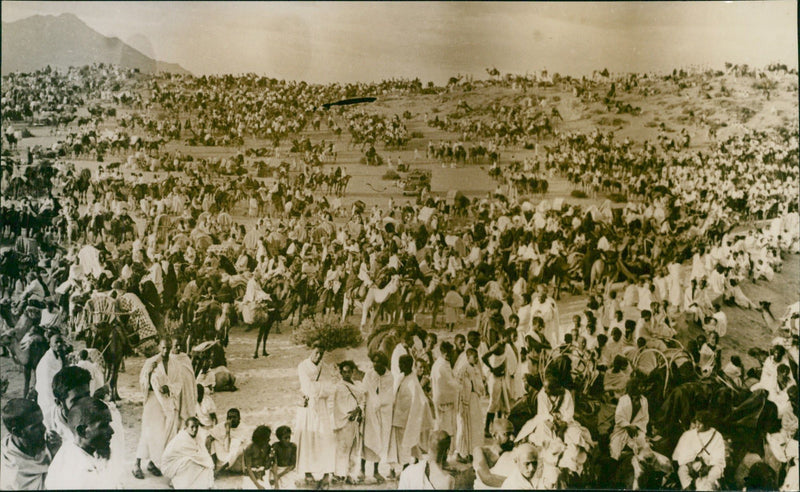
[1, 63, 798, 490]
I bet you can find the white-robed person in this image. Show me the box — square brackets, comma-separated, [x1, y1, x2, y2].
[530, 288, 560, 348]
[482, 336, 514, 435]
[360, 352, 393, 483]
[237, 275, 271, 325]
[672, 411, 726, 490]
[332, 360, 365, 484]
[132, 338, 183, 480]
[515, 373, 595, 487]
[454, 347, 486, 463]
[609, 376, 649, 460]
[169, 337, 198, 427]
[161, 417, 214, 489]
[295, 344, 335, 486]
[35, 334, 70, 432]
[387, 354, 434, 470]
[45, 398, 120, 490]
[430, 341, 459, 459]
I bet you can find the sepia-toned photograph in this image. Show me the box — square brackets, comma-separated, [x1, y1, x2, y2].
[0, 1, 798, 489]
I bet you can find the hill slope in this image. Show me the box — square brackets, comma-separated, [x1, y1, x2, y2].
[1, 13, 190, 75]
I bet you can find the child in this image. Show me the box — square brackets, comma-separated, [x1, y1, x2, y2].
[76, 349, 105, 395]
[196, 384, 218, 428]
[272, 426, 298, 489]
[241, 425, 273, 489]
[195, 384, 217, 443]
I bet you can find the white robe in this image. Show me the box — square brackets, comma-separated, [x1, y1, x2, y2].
[388, 374, 433, 466]
[36, 349, 63, 431]
[398, 459, 436, 489]
[455, 361, 485, 458]
[530, 298, 560, 350]
[161, 430, 214, 489]
[672, 428, 726, 490]
[609, 394, 649, 459]
[295, 358, 335, 475]
[362, 369, 394, 463]
[45, 441, 121, 490]
[391, 343, 409, 393]
[136, 356, 181, 468]
[431, 356, 459, 453]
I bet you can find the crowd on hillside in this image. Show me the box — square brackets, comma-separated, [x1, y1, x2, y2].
[0, 65, 798, 490]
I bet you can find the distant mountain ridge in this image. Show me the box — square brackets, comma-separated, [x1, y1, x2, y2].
[1, 13, 190, 75]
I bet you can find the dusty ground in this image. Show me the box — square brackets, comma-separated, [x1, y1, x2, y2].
[1, 69, 797, 488]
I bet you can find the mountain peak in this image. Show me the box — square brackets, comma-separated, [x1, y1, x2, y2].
[1, 13, 190, 75]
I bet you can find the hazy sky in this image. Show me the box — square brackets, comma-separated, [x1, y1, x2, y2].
[2, 1, 797, 83]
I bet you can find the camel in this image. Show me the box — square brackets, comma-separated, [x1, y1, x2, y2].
[359, 275, 401, 331]
[0, 309, 49, 398]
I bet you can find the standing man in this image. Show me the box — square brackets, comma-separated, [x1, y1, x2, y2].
[477, 299, 504, 348]
[133, 338, 182, 480]
[295, 343, 335, 486]
[36, 333, 70, 431]
[170, 337, 198, 428]
[431, 341, 459, 459]
[332, 360, 365, 484]
[388, 354, 433, 470]
[455, 348, 486, 463]
[361, 352, 393, 483]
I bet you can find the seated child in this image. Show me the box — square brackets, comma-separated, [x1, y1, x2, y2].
[272, 426, 299, 489]
[241, 425, 273, 489]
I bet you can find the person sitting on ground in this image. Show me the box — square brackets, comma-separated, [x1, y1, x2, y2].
[501, 443, 545, 489]
[272, 426, 298, 489]
[195, 384, 218, 433]
[241, 425, 273, 489]
[752, 344, 797, 395]
[207, 408, 247, 473]
[45, 397, 120, 489]
[161, 417, 214, 489]
[698, 331, 721, 377]
[672, 410, 726, 491]
[472, 418, 517, 489]
[1, 398, 60, 491]
[398, 430, 455, 489]
[609, 375, 649, 460]
[721, 355, 745, 388]
[769, 363, 798, 420]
